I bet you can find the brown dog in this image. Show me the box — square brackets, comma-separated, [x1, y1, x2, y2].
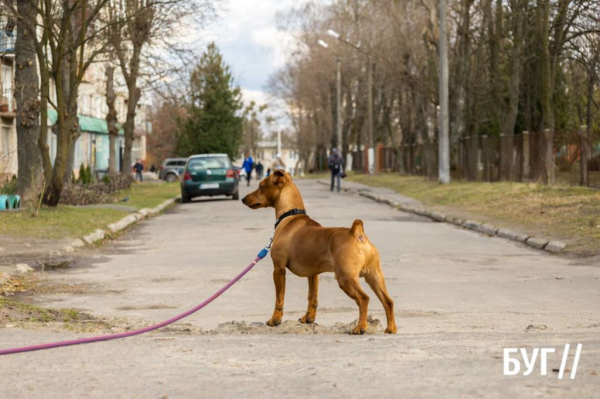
[242, 170, 397, 334]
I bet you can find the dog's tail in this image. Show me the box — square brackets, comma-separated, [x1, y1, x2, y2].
[350, 219, 367, 243]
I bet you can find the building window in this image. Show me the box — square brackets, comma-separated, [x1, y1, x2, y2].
[1, 65, 13, 111]
[1, 127, 10, 156]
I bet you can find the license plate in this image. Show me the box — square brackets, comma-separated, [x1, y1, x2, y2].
[201, 183, 219, 189]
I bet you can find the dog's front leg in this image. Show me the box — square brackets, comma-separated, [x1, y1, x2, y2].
[266, 266, 286, 326]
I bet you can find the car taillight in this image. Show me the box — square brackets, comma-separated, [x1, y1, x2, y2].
[183, 171, 192, 181]
[226, 170, 235, 178]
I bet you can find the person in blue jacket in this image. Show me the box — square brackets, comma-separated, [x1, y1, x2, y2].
[241, 153, 254, 186]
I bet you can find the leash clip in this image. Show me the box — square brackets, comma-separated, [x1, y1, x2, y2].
[257, 234, 274, 259]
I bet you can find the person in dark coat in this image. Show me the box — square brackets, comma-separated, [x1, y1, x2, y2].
[255, 161, 264, 181]
[133, 159, 144, 182]
[328, 148, 344, 193]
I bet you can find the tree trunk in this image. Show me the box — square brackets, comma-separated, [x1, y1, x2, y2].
[450, 0, 472, 167]
[106, 66, 118, 178]
[15, 0, 42, 206]
[537, 0, 555, 184]
[499, 0, 525, 180]
[121, 81, 141, 176]
[580, 66, 594, 186]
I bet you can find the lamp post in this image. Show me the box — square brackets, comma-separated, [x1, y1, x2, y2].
[438, 0, 450, 183]
[327, 29, 375, 174]
[318, 40, 343, 153]
[269, 121, 282, 166]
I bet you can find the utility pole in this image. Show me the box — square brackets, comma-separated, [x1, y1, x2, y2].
[327, 29, 375, 174]
[367, 55, 375, 174]
[336, 56, 342, 153]
[277, 129, 281, 157]
[438, 0, 450, 184]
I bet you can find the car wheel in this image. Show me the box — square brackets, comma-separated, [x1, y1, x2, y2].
[166, 174, 177, 183]
[181, 193, 191, 203]
[232, 190, 239, 200]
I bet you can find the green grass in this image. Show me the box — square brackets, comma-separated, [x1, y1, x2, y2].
[119, 182, 179, 209]
[298, 172, 331, 180]
[0, 182, 179, 239]
[348, 174, 600, 255]
[0, 298, 83, 323]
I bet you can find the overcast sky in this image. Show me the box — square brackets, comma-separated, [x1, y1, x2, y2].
[203, 0, 307, 114]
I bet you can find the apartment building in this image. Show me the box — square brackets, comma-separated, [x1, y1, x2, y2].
[0, 19, 151, 181]
[0, 16, 16, 179]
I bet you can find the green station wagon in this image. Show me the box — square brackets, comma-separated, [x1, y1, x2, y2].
[180, 154, 239, 203]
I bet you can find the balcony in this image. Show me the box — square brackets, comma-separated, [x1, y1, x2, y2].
[0, 32, 15, 54]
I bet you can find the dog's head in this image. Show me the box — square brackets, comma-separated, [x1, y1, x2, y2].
[242, 169, 288, 209]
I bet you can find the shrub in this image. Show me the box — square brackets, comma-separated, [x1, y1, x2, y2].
[60, 175, 133, 206]
[0, 175, 18, 194]
[85, 165, 94, 183]
[78, 164, 88, 184]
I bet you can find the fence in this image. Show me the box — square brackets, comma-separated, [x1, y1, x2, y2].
[353, 131, 600, 186]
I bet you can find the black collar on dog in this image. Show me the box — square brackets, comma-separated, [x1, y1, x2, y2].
[274, 208, 306, 230]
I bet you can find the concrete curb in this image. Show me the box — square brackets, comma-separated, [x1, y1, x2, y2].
[319, 179, 566, 254]
[1, 196, 179, 281]
[77, 196, 179, 250]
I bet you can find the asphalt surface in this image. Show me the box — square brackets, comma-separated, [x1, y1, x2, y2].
[1, 179, 599, 398]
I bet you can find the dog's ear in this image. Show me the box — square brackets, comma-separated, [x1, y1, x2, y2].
[272, 169, 286, 185]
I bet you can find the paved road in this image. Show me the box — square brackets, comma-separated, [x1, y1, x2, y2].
[1, 179, 599, 398]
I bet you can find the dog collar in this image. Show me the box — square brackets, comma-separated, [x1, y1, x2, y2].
[274, 208, 306, 230]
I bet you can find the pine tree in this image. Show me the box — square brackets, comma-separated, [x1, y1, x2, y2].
[177, 43, 243, 159]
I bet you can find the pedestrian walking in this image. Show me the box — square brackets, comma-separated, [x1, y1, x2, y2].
[328, 148, 344, 193]
[242, 152, 254, 186]
[133, 159, 144, 182]
[255, 161, 264, 181]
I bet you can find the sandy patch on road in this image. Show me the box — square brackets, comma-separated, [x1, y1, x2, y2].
[210, 316, 384, 335]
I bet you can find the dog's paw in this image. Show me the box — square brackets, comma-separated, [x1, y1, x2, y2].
[299, 315, 314, 324]
[350, 326, 366, 335]
[266, 318, 281, 327]
[385, 327, 397, 334]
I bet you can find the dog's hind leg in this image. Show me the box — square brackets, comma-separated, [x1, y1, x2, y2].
[337, 273, 370, 335]
[299, 275, 319, 324]
[364, 268, 397, 334]
[266, 265, 286, 327]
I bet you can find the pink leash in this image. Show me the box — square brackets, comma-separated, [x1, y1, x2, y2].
[0, 249, 269, 356]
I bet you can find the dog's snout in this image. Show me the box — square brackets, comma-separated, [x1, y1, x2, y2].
[241, 195, 248, 205]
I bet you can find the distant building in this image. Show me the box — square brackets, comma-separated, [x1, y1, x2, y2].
[235, 140, 302, 176]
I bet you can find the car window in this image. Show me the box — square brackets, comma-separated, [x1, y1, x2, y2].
[166, 161, 177, 166]
[177, 161, 187, 166]
[188, 157, 231, 171]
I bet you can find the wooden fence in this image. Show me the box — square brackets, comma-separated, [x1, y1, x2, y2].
[352, 131, 600, 185]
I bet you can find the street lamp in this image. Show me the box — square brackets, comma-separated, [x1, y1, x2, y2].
[269, 121, 281, 162]
[327, 29, 375, 174]
[438, 0, 450, 183]
[318, 40, 342, 154]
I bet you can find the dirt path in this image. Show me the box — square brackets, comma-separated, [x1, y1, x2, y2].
[1, 180, 599, 398]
